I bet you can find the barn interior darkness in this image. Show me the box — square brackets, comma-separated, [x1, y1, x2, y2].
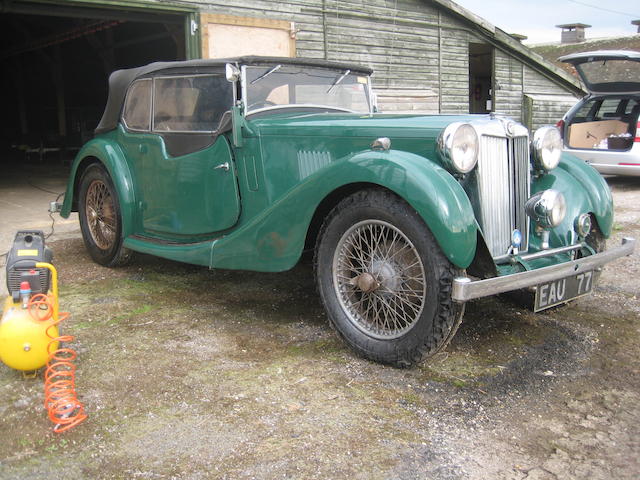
[469, 42, 493, 114]
[0, 5, 186, 167]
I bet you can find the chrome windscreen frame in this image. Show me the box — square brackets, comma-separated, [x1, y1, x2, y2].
[240, 64, 375, 116]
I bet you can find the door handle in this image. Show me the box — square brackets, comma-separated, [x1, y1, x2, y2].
[214, 162, 230, 172]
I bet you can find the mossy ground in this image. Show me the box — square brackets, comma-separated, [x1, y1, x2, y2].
[1, 178, 638, 479]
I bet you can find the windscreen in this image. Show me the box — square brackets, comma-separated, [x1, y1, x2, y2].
[245, 65, 371, 113]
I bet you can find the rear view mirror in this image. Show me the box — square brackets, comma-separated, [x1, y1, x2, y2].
[225, 63, 240, 82]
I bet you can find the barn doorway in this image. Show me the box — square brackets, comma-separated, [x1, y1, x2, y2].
[469, 42, 494, 114]
[0, 2, 194, 169]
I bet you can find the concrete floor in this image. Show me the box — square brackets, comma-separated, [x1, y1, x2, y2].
[0, 163, 80, 295]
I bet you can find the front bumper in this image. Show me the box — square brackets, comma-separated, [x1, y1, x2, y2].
[452, 237, 636, 302]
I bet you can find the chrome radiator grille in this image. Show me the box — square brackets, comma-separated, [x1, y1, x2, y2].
[476, 135, 530, 258]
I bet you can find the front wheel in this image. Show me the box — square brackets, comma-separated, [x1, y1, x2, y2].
[315, 189, 464, 368]
[78, 163, 132, 267]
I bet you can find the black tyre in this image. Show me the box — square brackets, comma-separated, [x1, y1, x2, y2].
[78, 164, 132, 267]
[579, 216, 606, 283]
[315, 189, 464, 368]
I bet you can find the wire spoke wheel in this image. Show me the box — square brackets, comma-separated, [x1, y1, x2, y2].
[316, 189, 463, 367]
[333, 219, 426, 339]
[85, 179, 116, 251]
[78, 164, 131, 267]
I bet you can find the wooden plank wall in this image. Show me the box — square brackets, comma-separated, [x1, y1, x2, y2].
[494, 49, 523, 120]
[522, 66, 579, 128]
[187, 0, 576, 117]
[323, 0, 445, 113]
[523, 94, 579, 130]
[494, 47, 580, 127]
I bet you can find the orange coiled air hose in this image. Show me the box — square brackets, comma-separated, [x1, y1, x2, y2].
[29, 292, 87, 433]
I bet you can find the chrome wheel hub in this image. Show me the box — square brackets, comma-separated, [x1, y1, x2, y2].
[370, 259, 402, 294]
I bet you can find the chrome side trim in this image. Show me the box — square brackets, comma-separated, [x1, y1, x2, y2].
[452, 237, 636, 302]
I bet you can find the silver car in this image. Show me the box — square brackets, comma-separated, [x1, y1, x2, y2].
[558, 50, 640, 176]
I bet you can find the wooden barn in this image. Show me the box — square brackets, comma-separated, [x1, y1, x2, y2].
[0, 0, 582, 163]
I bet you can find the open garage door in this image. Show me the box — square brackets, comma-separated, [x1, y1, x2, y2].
[0, 1, 197, 167]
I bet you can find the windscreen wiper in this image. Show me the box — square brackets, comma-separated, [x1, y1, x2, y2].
[250, 65, 282, 85]
[327, 69, 350, 93]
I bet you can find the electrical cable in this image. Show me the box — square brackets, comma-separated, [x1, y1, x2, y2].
[0, 192, 63, 266]
[565, 0, 640, 18]
[26, 178, 64, 196]
[45, 193, 65, 241]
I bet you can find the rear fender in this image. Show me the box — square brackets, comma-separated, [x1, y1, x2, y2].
[60, 137, 136, 237]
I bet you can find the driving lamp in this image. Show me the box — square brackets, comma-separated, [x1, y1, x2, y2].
[575, 213, 592, 238]
[525, 189, 566, 229]
[532, 126, 562, 171]
[438, 123, 479, 174]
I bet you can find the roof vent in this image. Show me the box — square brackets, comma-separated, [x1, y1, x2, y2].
[556, 23, 591, 43]
[510, 33, 528, 43]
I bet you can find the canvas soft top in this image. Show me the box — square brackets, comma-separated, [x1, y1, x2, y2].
[95, 56, 374, 134]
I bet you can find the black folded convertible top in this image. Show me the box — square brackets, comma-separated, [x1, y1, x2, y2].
[95, 56, 374, 134]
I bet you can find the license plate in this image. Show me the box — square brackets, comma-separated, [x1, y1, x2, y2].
[534, 271, 594, 312]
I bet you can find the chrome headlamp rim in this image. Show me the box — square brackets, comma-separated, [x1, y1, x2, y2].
[532, 126, 563, 171]
[525, 189, 567, 229]
[575, 213, 592, 238]
[437, 122, 479, 174]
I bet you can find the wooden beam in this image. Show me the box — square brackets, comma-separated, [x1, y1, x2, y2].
[1, 2, 185, 24]
[52, 45, 66, 137]
[85, 27, 116, 76]
[1, 20, 122, 60]
[8, 60, 29, 135]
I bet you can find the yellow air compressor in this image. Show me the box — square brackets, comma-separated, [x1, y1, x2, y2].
[0, 231, 59, 371]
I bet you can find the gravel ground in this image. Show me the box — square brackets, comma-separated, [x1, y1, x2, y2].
[0, 176, 638, 480]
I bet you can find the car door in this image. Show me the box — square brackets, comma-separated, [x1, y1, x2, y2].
[121, 74, 240, 237]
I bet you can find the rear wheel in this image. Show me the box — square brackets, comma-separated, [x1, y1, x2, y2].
[315, 189, 464, 367]
[78, 164, 131, 267]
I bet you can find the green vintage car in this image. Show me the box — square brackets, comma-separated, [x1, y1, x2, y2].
[61, 57, 635, 367]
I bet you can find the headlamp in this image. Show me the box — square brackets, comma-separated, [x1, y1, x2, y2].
[438, 123, 479, 174]
[532, 126, 562, 171]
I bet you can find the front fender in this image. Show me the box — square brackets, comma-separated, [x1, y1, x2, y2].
[60, 136, 136, 238]
[534, 153, 614, 246]
[339, 150, 478, 267]
[211, 149, 477, 271]
[558, 153, 613, 237]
